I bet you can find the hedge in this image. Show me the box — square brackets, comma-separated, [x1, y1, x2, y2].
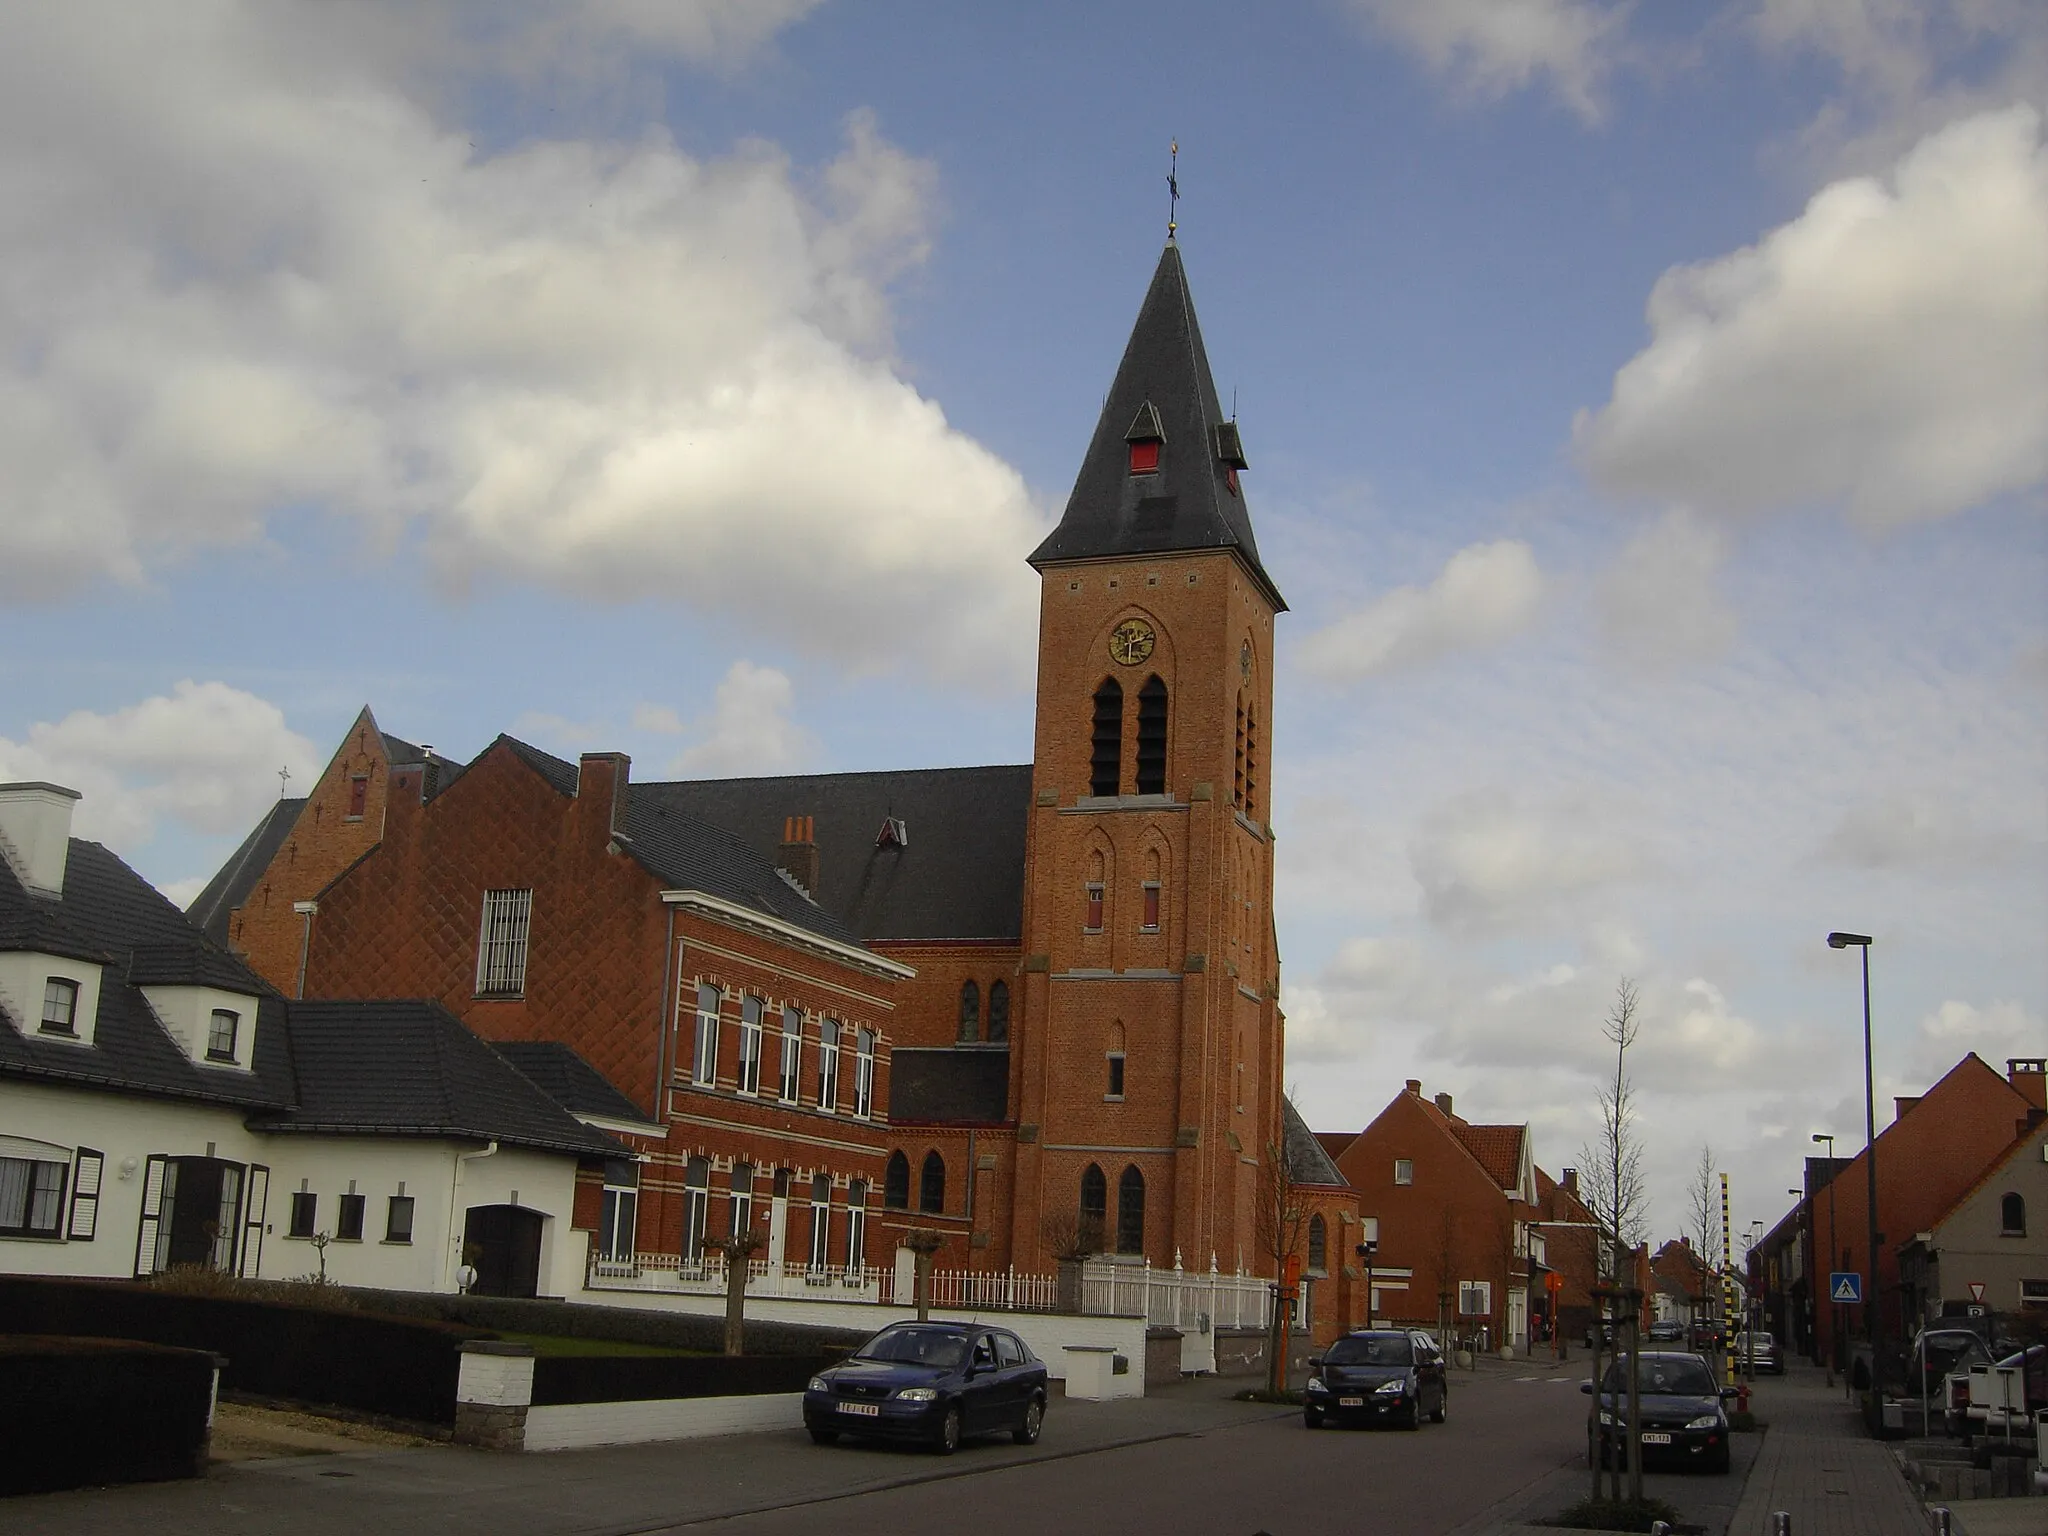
[530, 1350, 841, 1406]
[0, 1335, 217, 1493]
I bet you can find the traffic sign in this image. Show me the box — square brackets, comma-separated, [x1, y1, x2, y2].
[1829, 1271, 1862, 1304]
[1969, 1281, 1986, 1303]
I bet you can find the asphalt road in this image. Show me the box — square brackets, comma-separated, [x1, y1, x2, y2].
[0, 1368, 1733, 1536]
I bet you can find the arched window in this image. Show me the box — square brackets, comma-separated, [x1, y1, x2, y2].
[1080, 1163, 1107, 1247]
[958, 980, 980, 1042]
[1244, 705, 1259, 817]
[1085, 848, 1107, 932]
[884, 1151, 910, 1210]
[987, 980, 1010, 1042]
[1233, 696, 1246, 809]
[682, 1156, 709, 1262]
[1307, 1214, 1328, 1274]
[1090, 678, 1123, 797]
[2003, 1192, 2027, 1236]
[1136, 676, 1168, 795]
[920, 1151, 946, 1214]
[1141, 848, 1162, 933]
[1116, 1166, 1145, 1256]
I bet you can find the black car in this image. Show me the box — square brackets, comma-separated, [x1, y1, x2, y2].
[1303, 1329, 1449, 1430]
[1583, 1350, 1736, 1474]
[803, 1321, 1048, 1454]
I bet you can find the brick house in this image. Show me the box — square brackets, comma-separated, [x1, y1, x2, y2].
[1329, 1080, 1540, 1350]
[198, 239, 1296, 1291]
[1532, 1166, 1602, 1343]
[1897, 1072, 2048, 1326]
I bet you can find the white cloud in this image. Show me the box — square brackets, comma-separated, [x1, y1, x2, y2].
[1299, 539, 1543, 681]
[1908, 997, 2042, 1081]
[1408, 788, 1650, 930]
[510, 711, 603, 751]
[1816, 791, 2033, 869]
[0, 7, 1045, 685]
[1342, 0, 1629, 122]
[1576, 107, 2048, 528]
[0, 682, 319, 852]
[1596, 508, 1737, 667]
[667, 660, 816, 778]
[632, 704, 686, 735]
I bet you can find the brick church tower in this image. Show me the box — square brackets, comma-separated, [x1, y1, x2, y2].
[1008, 240, 1287, 1276]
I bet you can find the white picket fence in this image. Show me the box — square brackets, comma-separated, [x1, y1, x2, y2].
[882, 1265, 1062, 1313]
[586, 1253, 883, 1302]
[1080, 1259, 1272, 1330]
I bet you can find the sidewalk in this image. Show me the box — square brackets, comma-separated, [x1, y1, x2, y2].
[1727, 1362, 1930, 1536]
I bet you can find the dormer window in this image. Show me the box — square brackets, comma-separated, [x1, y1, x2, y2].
[1124, 401, 1165, 476]
[1215, 421, 1248, 496]
[206, 1009, 239, 1063]
[40, 978, 79, 1036]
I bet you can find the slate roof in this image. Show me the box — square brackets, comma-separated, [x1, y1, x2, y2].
[251, 1001, 623, 1157]
[1284, 1099, 1348, 1187]
[184, 797, 305, 944]
[0, 840, 296, 1110]
[493, 1040, 659, 1128]
[634, 765, 1033, 943]
[1029, 242, 1285, 612]
[888, 1047, 1011, 1125]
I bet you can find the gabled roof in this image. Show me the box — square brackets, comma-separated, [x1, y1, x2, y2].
[1029, 242, 1285, 612]
[1448, 1121, 1527, 1194]
[492, 1040, 659, 1129]
[1929, 1113, 2048, 1237]
[888, 1047, 1010, 1125]
[251, 1001, 623, 1157]
[1314, 1130, 1358, 1162]
[633, 765, 1033, 943]
[184, 796, 303, 944]
[1284, 1099, 1348, 1187]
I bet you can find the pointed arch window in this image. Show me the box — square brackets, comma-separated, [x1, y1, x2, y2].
[987, 980, 1010, 1042]
[919, 1152, 946, 1214]
[1085, 849, 1106, 933]
[1243, 704, 1260, 817]
[1233, 696, 1246, 809]
[1142, 848, 1162, 933]
[884, 1151, 910, 1210]
[1307, 1213, 1328, 1274]
[1080, 1163, 1107, 1248]
[1136, 676, 1168, 795]
[958, 981, 980, 1043]
[1090, 679, 1123, 797]
[1116, 1166, 1145, 1256]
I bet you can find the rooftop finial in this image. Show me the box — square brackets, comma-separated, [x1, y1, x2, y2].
[1166, 139, 1179, 241]
[277, 764, 292, 798]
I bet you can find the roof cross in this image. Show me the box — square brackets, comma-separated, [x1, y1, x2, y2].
[277, 764, 292, 798]
[1166, 140, 1180, 241]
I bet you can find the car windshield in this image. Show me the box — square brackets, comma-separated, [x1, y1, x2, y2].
[856, 1328, 967, 1368]
[1327, 1335, 1413, 1367]
[1602, 1357, 1717, 1396]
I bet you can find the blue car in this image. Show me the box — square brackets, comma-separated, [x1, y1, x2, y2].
[1583, 1350, 1736, 1474]
[804, 1321, 1049, 1454]
[1303, 1329, 1449, 1430]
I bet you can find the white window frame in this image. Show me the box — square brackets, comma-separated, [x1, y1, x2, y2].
[1394, 1158, 1414, 1186]
[1105, 1050, 1126, 1102]
[692, 983, 721, 1088]
[682, 1161, 710, 1264]
[779, 1006, 803, 1102]
[598, 1185, 638, 1261]
[846, 1181, 867, 1269]
[475, 888, 533, 997]
[737, 995, 764, 1095]
[808, 1176, 831, 1270]
[40, 977, 79, 1035]
[730, 1164, 754, 1239]
[853, 1027, 876, 1119]
[818, 1020, 841, 1112]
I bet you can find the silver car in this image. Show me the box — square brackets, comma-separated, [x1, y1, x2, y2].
[1732, 1331, 1782, 1374]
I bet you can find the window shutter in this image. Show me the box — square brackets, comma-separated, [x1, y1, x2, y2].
[67, 1147, 103, 1240]
[241, 1164, 269, 1277]
[133, 1155, 169, 1277]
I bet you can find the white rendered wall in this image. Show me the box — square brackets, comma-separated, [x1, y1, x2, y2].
[0, 951, 104, 1048]
[525, 1392, 805, 1451]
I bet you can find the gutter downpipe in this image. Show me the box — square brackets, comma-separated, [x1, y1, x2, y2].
[450, 1140, 500, 1290]
[291, 902, 318, 1000]
[654, 906, 679, 1122]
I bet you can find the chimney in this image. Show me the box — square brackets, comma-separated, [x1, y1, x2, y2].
[1434, 1092, 1454, 1118]
[1404, 1078, 1422, 1096]
[1894, 1095, 1921, 1121]
[576, 753, 632, 841]
[778, 815, 819, 895]
[1562, 1167, 1578, 1198]
[2010, 1057, 2047, 1112]
[0, 782, 82, 897]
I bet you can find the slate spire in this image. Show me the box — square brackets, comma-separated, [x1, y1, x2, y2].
[1029, 243, 1285, 611]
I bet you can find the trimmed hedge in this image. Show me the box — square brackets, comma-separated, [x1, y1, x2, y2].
[531, 1350, 840, 1406]
[355, 1289, 869, 1357]
[0, 1276, 490, 1424]
[0, 1336, 217, 1493]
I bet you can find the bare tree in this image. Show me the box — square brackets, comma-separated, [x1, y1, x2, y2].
[1255, 1116, 1315, 1396]
[1685, 1144, 1719, 1338]
[1433, 1204, 1460, 1351]
[1577, 977, 1648, 1507]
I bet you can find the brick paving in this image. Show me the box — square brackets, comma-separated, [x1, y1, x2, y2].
[1729, 1362, 1930, 1535]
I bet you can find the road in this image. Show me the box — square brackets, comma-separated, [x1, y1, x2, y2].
[0, 1367, 1714, 1536]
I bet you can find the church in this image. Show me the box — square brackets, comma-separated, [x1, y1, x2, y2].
[193, 240, 1303, 1296]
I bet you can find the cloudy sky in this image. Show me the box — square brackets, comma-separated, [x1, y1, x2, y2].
[2, 1, 2042, 1249]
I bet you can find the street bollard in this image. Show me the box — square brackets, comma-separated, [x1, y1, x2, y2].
[1929, 1510, 1952, 1536]
[1770, 1514, 1791, 1535]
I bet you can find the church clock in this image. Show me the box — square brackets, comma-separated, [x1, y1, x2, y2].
[1109, 618, 1156, 666]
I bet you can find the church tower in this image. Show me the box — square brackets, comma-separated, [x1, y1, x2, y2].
[1009, 241, 1287, 1277]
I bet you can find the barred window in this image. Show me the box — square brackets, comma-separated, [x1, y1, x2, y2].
[40, 978, 79, 1035]
[475, 889, 533, 996]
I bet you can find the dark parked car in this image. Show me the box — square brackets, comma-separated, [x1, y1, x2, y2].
[1732, 1331, 1783, 1374]
[1647, 1320, 1686, 1344]
[803, 1321, 1047, 1454]
[1303, 1329, 1449, 1430]
[1583, 1350, 1737, 1474]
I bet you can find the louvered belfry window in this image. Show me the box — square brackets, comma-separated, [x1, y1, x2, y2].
[1136, 676, 1168, 795]
[475, 888, 533, 996]
[1090, 678, 1123, 797]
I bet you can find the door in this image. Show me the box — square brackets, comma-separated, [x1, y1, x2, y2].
[143, 1157, 245, 1273]
[993, 1330, 1032, 1426]
[464, 1204, 544, 1297]
[962, 1332, 1003, 1433]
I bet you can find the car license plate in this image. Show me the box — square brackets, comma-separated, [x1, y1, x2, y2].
[1339, 1397, 1364, 1407]
[1639, 1432, 1672, 1445]
[841, 1402, 881, 1417]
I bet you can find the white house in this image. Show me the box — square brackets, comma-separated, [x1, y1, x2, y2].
[0, 781, 627, 1299]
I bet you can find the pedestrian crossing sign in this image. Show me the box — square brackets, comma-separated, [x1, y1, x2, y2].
[1830, 1271, 1862, 1304]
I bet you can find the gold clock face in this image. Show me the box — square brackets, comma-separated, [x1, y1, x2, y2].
[1109, 618, 1156, 666]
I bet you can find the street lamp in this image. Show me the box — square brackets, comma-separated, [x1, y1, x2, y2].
[1827, 930, 1883, 1390]
[1356, 1239, 1378, 1330]
[1813, 1132, 1840, 1388]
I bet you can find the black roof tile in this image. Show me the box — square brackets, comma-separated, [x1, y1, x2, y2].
[888, 1047, 1010, 1125]
[183, 797, 304, 943]
[493, 1040, 658, 1126]
[1284, 1099, 1347, 1187]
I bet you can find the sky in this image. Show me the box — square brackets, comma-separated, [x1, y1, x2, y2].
[2, 0, 2043, 1254]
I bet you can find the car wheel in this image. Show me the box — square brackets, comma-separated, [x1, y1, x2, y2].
[933, 1404, 962, 1455]
[1303, 1407, 1323, 1430]
[808, 1427, 839, 1445]
[1013, 1395, 1044, 1446]
[1430, 1389, 1447, 1425]
[1401, 1400, 1421, 1431]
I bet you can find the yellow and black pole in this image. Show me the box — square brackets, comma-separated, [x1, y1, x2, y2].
[1720, 1173, 1735, 1385]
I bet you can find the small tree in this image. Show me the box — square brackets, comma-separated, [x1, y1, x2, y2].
[1433, 1204, 1460, 1352]
[1255, 1112, 1315, 1395]
[707, 1228, 766, 1356]
[1578, 978, 1648, 1508]
[904, 1228, 945, 1320]
[1684, 1144, 1719, 1342]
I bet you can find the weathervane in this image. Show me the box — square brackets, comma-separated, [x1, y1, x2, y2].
[1167, 140, 1180, 240]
